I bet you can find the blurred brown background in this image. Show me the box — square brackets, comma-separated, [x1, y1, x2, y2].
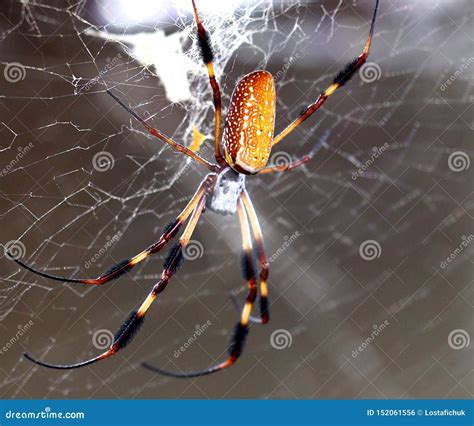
[0, 0, 472, 399]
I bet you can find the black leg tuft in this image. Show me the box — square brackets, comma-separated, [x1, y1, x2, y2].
[114, 310, 145, 349]
[259, 296, 269, 321]
[197, 29, 214, 64]
[240, 251, 256, 282]
[163, 243, 184, 274]
[228, 322, 249, 357]
[103, 258, 133, 279]
[162, 219, 179, 236]
[333, 58, 360, 87]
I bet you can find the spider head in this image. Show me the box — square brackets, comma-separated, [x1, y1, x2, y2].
[223, 70, 276, 175]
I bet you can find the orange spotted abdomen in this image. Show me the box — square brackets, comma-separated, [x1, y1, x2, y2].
[223, 70, 276, 174]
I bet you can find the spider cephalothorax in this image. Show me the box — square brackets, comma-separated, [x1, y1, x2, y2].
[12, 0, 379, 377]
[207, 168, 246, 215]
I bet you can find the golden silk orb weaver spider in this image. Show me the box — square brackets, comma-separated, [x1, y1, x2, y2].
[11, 0, 379, 377]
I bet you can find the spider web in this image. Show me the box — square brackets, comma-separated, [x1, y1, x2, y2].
[0, 0, 472, 399]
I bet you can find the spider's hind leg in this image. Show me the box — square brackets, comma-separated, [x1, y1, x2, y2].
[142, 195, 261, 377]
[241, 190, 270, 323]
[24, 194, 208, 370]
[228, 189, 270, 324]
[11, 179, 210, 286]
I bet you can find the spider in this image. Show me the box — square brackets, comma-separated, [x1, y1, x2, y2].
[11, 0, 379, 377]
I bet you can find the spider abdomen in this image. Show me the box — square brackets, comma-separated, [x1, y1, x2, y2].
[223, 70, 276, 174]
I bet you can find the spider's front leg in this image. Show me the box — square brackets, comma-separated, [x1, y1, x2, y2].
[191, 0, 226, 166]
[259, 0, 379, 175]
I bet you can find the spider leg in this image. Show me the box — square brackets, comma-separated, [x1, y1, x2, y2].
[106, 90, 218, 172]
[257, 155, 312, 174]
[24, 195, 207, 370]
[228, 189, 270, 324]
[191, 0, 226, 166]
[142, 197, 256, 377]
[271, 0, 379, 149]
[229, 293, 262, 324]
[11, 177, 212, 286]
[229, 191, 270, 323]
[241, 190, 270, 323]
